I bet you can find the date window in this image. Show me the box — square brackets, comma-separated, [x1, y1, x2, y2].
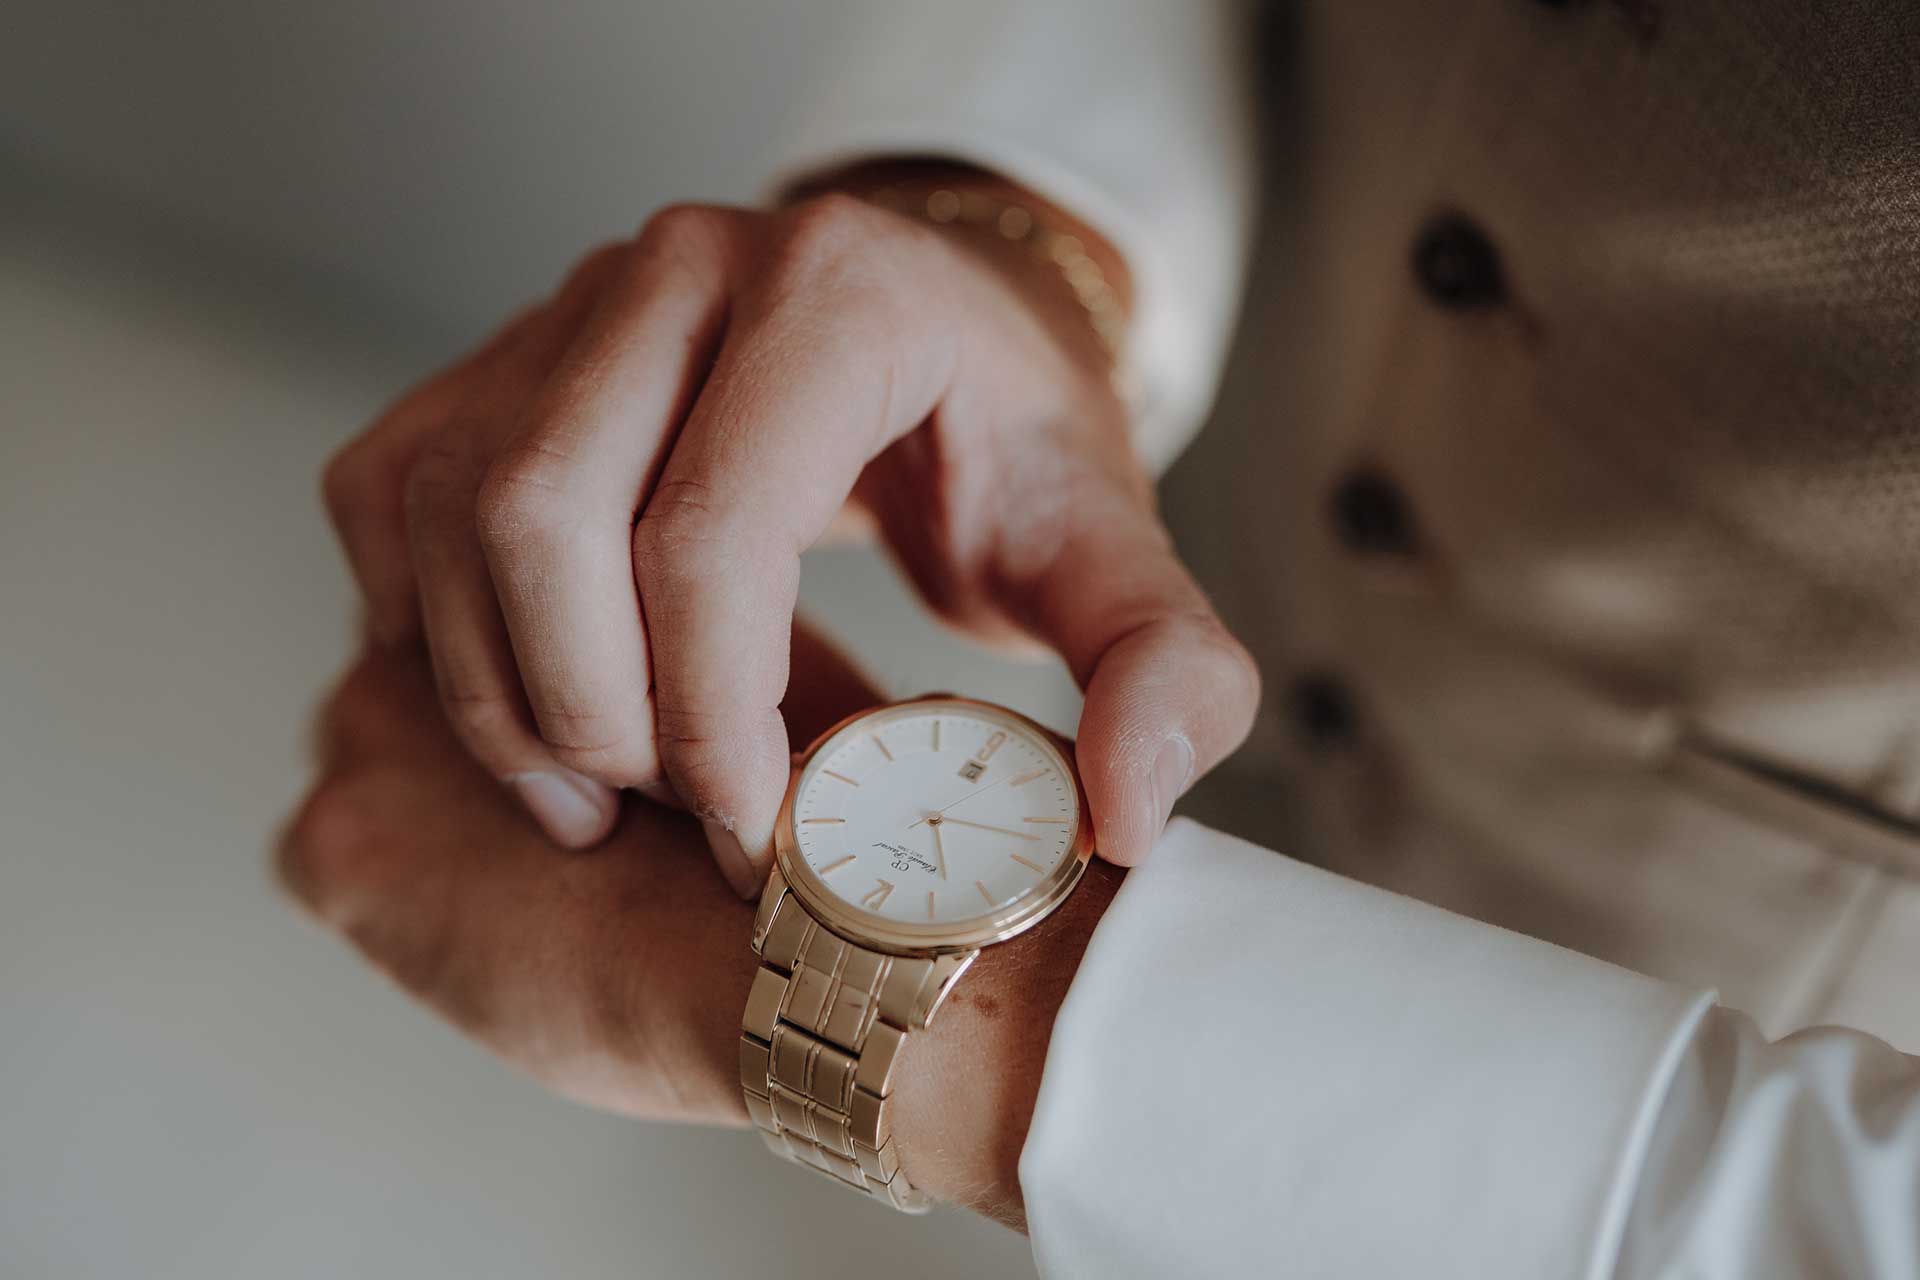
[957, 760, 985, 782]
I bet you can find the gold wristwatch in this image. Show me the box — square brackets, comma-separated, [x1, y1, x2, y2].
[738, 695, 1094, 1212]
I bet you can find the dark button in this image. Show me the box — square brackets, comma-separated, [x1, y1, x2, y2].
[1413, 213, 1505, 309]
[1330, 466, 1419, 555]
[1288, 672, 1358, 749]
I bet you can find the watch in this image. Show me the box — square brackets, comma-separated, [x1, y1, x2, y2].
[738, 694, 1094, 1212]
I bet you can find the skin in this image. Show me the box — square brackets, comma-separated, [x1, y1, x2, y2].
[278, 631, 1118, 1230]
[319, 164, 1260, 895]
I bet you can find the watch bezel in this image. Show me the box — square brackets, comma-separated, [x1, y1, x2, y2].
[773, 694, 1094, 956]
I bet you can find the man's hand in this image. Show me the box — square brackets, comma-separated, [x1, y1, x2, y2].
[321, 168, 1258, 895]
[277, 631, 1116, 1228]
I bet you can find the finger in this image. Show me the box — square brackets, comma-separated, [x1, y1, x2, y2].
[404, 248, 628, 847]
[322, 312, 535, 645]
[1001, 475, 1260, 867]
[475, 206, 744, 798]
[631, 196, 955, 895]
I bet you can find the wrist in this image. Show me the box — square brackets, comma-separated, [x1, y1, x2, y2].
[791, 160, 1133, 390]
[887, 857, 1123, 1231]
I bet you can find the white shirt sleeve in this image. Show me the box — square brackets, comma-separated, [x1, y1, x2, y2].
[1019, 818, 1920, 1279]
[767, 0, 1260, 474]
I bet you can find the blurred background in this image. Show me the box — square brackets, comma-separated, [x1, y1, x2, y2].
[0, 3, 1079, 1276]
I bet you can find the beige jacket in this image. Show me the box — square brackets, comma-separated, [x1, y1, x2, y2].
[1164, 0, 1920, 1047]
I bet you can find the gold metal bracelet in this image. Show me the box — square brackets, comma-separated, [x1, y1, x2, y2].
[866, 184, 1128, 367]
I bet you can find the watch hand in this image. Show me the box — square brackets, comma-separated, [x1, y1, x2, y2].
[930, 821, 948, 880]
[939, 816, 1043, 842]
[907, 776, 1011, 828]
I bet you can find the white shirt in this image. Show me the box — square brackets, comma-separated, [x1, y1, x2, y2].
[1026, 821, 1920, 1279]
[777, 2, 1920, 1275]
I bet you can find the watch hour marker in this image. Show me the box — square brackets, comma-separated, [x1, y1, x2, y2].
[818, 855, 855, 875]
[871, 735, 894, 762]
[822, 769, 860, 787]
[860, 879, 894, 910]
[1009, 767, 1047, 788]
[1023, 816, 1069, 824]
[932, 719, 940, 751]
[925, 891, 936, 920]
[1010, 853, 1046, 874]
[976, 880, 996, 908]
[801, 817, 845, 824]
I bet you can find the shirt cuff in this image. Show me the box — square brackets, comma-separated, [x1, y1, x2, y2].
[1019, 817, 1713, 1280]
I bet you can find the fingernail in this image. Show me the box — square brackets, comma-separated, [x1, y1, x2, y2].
[1148, 735, 1194, 833]
[509, 770, 617, 847]
[702, 817, 763, 900]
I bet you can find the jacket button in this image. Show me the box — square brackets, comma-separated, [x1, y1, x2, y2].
[1288, 672, 1358, 749]
[1413, 213, 1505, 309]
[1331, 466, 1419, 555]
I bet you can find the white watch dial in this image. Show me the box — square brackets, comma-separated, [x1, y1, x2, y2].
[791, 703, 1080, 930]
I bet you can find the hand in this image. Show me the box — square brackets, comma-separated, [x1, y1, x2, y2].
[321, 164, 1259, 896]
[276, 626, 1117, 1228]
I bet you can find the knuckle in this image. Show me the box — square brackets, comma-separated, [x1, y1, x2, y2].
[1173, 614, 1263, 716]
[437, 680, 526, 766]
[401, 431, 473, 530]
[545, 737, 657, 789]
[771, 192, 883, 278]
[651, 704, 787, 820]
[651, 714, 740, 816]
[276, 785, 459, 1005]
[534, 705, 661, 787]
[474, 444, 577, 554]
[636, 202, 730, 264]
[275, 781, 375, 920]
[775, 192, 875, 260]
[562, 239, 632, 294]
[631, 478, 733, 585]
[749, 195, 917, 366]
[319, 439, 372, 526]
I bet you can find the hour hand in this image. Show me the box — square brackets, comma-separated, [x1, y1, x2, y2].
[930, 820, 948, 880]
[939, 816, 1042, 842]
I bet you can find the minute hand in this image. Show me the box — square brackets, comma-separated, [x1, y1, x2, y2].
[907, 777, 1010, 828]
[940, 816, 1043, 842]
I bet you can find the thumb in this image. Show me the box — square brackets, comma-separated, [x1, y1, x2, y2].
[1008, 485, 1260, 866]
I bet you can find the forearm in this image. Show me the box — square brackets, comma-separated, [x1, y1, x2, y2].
[793, 159, 1134, 387]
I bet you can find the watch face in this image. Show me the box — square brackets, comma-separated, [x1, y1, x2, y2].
[778, 699, 1088, 951]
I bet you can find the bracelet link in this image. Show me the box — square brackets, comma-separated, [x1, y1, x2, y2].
[741, 890, 933, 1213]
